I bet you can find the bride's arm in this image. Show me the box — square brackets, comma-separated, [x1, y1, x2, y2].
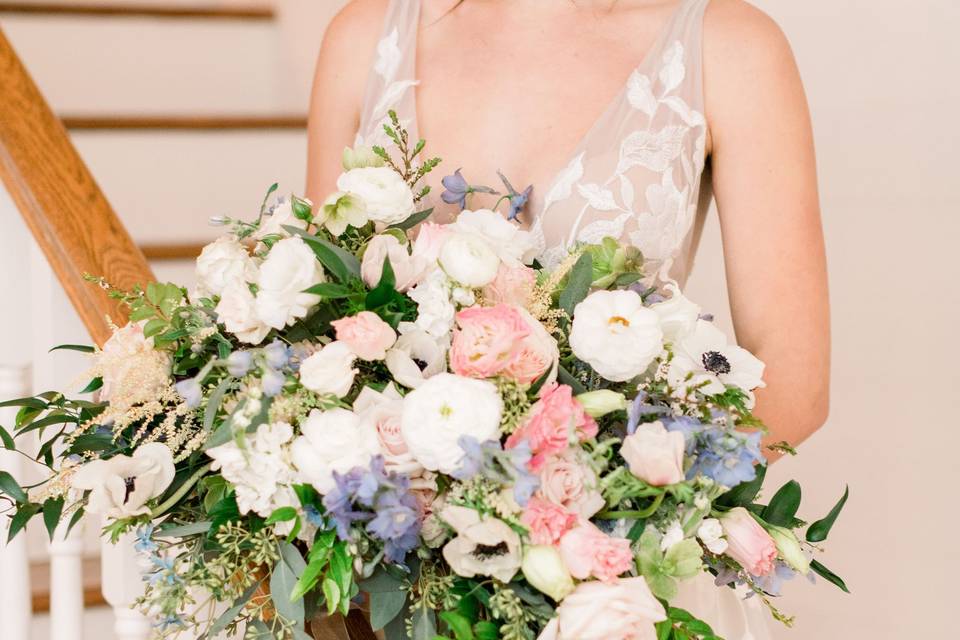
[305, 0, 387, 205]
[704, 1, 830, 457]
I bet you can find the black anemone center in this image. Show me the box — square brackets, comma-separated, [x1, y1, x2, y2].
[472, 542, 509, 560]
[413, 359, 429, 371]
[702, 351, 731, 375]
[124, 477, 137, 502]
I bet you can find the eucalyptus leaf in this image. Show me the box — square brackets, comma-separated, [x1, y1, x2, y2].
[155, 521, 212, 538]
[369, 588, 406, 630]
[411, 604, 437, 640]
[271, 549, 306, 626]
[202, 581, 260, 640]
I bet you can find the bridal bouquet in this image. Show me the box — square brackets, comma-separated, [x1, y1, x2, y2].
[0, 115, 847, 640]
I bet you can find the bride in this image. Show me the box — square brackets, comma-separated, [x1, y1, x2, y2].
[306, 0, 830, 637]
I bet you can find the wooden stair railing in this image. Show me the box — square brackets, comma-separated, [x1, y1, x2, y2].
[0, 26, 153, 346]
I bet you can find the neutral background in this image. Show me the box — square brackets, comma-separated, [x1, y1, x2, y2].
[2, 0, 958, 638]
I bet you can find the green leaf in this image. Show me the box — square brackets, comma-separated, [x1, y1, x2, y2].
[42, 497, 64, 539]
[365, 256, 398, 310]
[202, 581, 260, 640]
[0, 470, 28, 502]
[155, 521, 212, 538]
[528, 362, 555, 397]
[806, 486, 849, 543]
[266, 506, 298, 525]
[142, 318, 167, 339]
[362, 568, 408, 630]
[810, 559, 850, 593]
[283, 226, 361, 282]
[302, 282, 354, 299]
[388, 208, 433, 231]
[761, 480, 802, 527]
[7, 503, 40, 542]
[439, 611, 474, 640]
[79, 376, 103, 394]
[411, 605, 437, 640]
[0, 425, 15, 449]
[557, 365, 588, 395]
[559, 252, 593, 317]
[717, 464, 767, 507]
[271, 547, 305, 626]
[203, 377, 234, 433]
[49, 344, 95, 354]
[322, 577, 341, 616]
[473, 621, 498, 640]
[0, 396, 47, 410]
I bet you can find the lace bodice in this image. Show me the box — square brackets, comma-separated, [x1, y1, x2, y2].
[356, 0, 712, 287]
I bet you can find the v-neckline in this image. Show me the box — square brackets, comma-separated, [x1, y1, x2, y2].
[404, 0, 690, 216]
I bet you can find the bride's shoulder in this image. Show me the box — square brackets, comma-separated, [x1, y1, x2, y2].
[324, 0, 390, 49]
[702, 0, 794, 65]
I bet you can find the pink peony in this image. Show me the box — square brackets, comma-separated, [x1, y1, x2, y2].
[558, 521, 633, 583]
[536, 576, 666, 640]
[537, 451, 606, 520]
[331, 311, 397, 361]
[719, 507, 778, 576]
[620, 421, 686, 486]
[501, 308, 559, 385]
[506, 383, 598, 469]
[521, 496, 577, 546]
[482, 263, 537, 308]
[449, 304, 530, 379]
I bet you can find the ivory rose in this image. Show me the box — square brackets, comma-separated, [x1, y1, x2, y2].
[353, 383, 423, 478]
[620, 421, 686, 486]
[255, 236, 324, 330]
[193, 236, 257, 298]
[439, 232, 500, 287]
[216, 280, 271, 346]
[506, 383, 598, 468]
[482, 263, 537, 308]
[298, 341, 358, 398]
[558, 521, 634, 582]
[719, 507, 778, 576]
[331, 311, 397, 361]
[449, 305, 530, 379]
[291, 408, 380, 494]
[537, 451, 606, 519]
[521, 496, 577, 546]
[361, 234, 427, 291]
[537, 577, 667, 640]
[337, 166, 415, 226]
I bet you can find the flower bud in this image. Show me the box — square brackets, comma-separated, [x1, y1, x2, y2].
[766, 525, 810, 575]
[521, 545, 575, 602]
[575, 390, 628, 418]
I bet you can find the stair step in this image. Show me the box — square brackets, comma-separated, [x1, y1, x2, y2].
[62, 114, 306, 131]
[0, 2, 275, 20]
[30, 556, 105, 613]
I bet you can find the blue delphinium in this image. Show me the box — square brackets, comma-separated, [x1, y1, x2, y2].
[174, 377, 202, 408]
[440, 169, 497, 210]
[262, 340, 290, 369]
[226, 350, 253, 377]
[260, 367, 286, 397]
[627, 391, 669, 434]
[497, 171, 533, 221]
[453, 436, 540, 506]
[663, 415, 765, 488]
[322, 457, 421, 563]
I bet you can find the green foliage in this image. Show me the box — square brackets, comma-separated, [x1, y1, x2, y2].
[806, 486, 849, 543]
[637, 527, 704, 600]
[761, 480, 802, 527]
[271, 542, 307, 630]
[655, 607, 722, 640]
[558, 252, 593, 317]
[0, 470, 27, 503]
[716, 465, 766, 508]
[810, 559, 850, 593]
[361, 568, 408, 631]
[389, 208, 434, 231]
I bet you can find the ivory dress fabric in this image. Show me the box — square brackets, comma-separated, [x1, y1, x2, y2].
[355, 2, 772, 636]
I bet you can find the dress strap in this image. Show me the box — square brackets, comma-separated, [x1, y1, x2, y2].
[355, 0, 422, 148]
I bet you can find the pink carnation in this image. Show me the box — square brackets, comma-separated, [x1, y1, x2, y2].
[521, 496, 577, 545]
[559, 521, 633, 583]
[482, 263, 536, 308]
[331, 311, 397, 361]
[449, 305, 530, 379]
[506, 383, 598, 469]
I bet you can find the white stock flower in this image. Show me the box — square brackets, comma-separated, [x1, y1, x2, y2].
[205, 422, 296, 519]
[71, 442, 175, 518]
[441, 505, 522, 582]
[253, 197, 308, 240]
[291, 408, 380, 494]
[216, 280, 271, 345]
[438, 232, 501, 288]
[651, 288, 701, 342]
[676, 319, 766, 395]
[451, 209, 537, 265]
[255, 236, 324, 330]
[384, 322, 448, 388]
[337, 166, 415, 226]
[569, 290, 664, 382]
[408, 268, 456, 338]
[401, 373, 502, 474]
[697, 518, 728, 555]
[298, 341, 358, 398]
[193, 236, 257, 299]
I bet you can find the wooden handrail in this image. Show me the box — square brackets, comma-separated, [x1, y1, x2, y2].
[0, 2, 275, 20]
[62, 114, 307, 131]
[0, 27, 154, 346]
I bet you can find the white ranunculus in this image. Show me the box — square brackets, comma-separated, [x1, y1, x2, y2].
[71, 442, 175, 518]
[569, 290, 664, 382]
[401, 373, 502, 474]
[407, 268, 456, 338]
[216, 280, 271, 345]
[290, 408, 380, 494]
[438, 232, 501, 287]
[452, 209, 538, 265]
[441, 505, 522, 582]
[194, 236, 258, 299]
[651, 288, 701, 342]
[255, 236, 324, 330]
[384, 322, 448, 388]
[205, 421, 296, 519]
[697, 518, 728, 555]
[336, 166, 415, 226]
[298, 341, 358, 398]
[253, 197, 308, 240]
[677, 319, 766, 395]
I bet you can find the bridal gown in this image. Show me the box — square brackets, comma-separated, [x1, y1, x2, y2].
[354, 0, 773, 637]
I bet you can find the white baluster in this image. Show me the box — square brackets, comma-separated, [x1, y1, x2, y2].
[101, 530, 152, 640]
[47, 517, 86, 640]
[0, 365, 33, 640]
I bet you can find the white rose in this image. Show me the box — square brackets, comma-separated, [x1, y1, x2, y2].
[384, 322, 448, 388]
[651, 288, 701, 342]
[401, 373, 502, 474]
[253, 197, 308, 240]
[451, 209, 537, 265]
[569, 289, 663, 382]
[438, 232, 500, 287]
[216, 280, 271, 345]
[290, 408, 380, 494]
[255, 236, 324, 329]
[194, 236, 258, 298]
[298, 341, 358, 398]
[408, 268, 456, 338]
[697, 518, 728, 555]
[71, 442, 175, 518]
[337, 166, 415, 226]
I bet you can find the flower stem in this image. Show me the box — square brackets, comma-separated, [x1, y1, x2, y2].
[150, 463, 211, 519]
[596, 493, 665, 520]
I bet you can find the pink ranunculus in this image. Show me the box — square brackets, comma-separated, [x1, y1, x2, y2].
[501, 308, 559, 385]
[521, 496, 577, 546]
[558, 521, 634, 583]
[331, 311, 397, 361]
[482, 262, 537, 308]
[361, 234, 427, 292]
[412, 222, 452, 264]
[620, 421, 686, 486]
[506, 383, 598, 468]
[537, 451, 606, 520]
[719, 507, 778, 576]
[536, 576, 667, 640]
[449, 304, 530, 379]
